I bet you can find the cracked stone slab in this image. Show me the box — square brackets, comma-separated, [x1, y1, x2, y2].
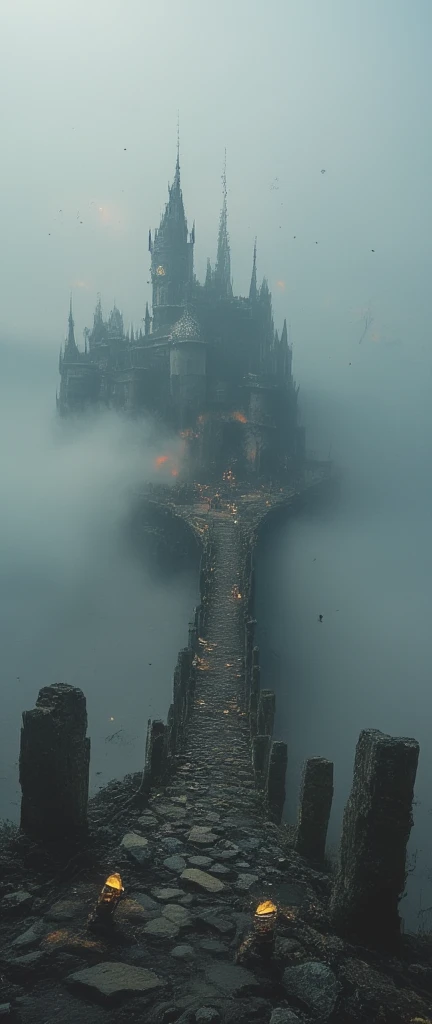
[171, 944, 195, 960]
[204, 963, 261, 996]
[163, 855, 187, 872]
[283, 961, 341, 1020]
[188, 856, 213, 868]
[162, 904, 192, 928]
[137, 813, 158, 828]
[11, 921, 47, 949]
[235, 874, 259, 891]
[144, 917, 180, 940]
[66, 961, 164, 1004]
[187, 827, 218, 845]
[270, 1010, 301, 1024]
[1, 892, 33, 915]
[180, 869, 225, 894]
[120, 832, 152, 865]
[154, 803, 187, 821]
[151, 887, 183, 901]
[44, 900, 82, 922]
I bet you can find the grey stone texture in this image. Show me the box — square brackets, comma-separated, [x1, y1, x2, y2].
[329, 728, 419, 946]
[266, 740, 288, 824]
[294, 756, 334, 861]
[19, 683, 90, 841]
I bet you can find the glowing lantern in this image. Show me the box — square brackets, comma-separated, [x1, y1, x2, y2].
[253, 900, 278, 951]
[87, 872, 124, 932]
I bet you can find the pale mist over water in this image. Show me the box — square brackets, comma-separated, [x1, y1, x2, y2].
[256, 343, 432, 934]
[0, 343, 198, 820]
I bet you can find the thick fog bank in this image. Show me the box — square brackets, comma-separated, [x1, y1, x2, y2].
[256, 345, 432, 934]
[0, 342, 198, 822]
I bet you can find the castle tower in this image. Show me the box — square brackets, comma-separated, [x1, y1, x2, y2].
[149, 143, 194, 333]
[169, 310, 206, 428]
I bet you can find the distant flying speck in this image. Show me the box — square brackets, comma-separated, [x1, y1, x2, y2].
[124, 148, 127, 151]
[321, 169, 326, 174]
[315, 241, 318, 244]
[293, 236, 296, 239]
[371, 249, 375, 252]
[318, 614, 323, 623]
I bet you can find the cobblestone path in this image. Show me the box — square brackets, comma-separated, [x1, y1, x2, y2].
[179, 511, 260, 819]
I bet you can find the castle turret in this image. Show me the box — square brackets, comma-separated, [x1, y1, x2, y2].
[150, 143, 194, 333]
[62, 297, 79, 363]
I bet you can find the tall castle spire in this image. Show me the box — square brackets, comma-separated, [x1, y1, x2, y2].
[63, 295, 79, 362]
[214, 151, 232, 298]
[249, 238, 257, 301]
[150, 134, 194, 332]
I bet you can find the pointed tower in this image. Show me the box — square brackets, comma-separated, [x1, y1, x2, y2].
[249, 238, 258, 302]
[280, 318, 292, 379]
[205, 258, 213, 289]
[150, 138, 194, 333]
[144, 301, 151, 337]
[63, 297, 79, 362]
[214, 152, 232, 299]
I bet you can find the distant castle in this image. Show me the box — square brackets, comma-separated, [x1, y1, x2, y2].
[57, 146, 305, 481]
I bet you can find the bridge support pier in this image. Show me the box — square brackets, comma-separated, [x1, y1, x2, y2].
[329, 729, 419, 948]
[266, 740, 288, 824]
[19, 683, 90, 842]
[294, 757, 334, 862]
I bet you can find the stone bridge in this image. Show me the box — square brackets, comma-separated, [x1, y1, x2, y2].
[139, 468, 333, 823]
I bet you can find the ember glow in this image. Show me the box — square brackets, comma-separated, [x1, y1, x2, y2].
[256, 900, 277, 916]
[231, 411, 247, 424]
[155, 455, 169, 467]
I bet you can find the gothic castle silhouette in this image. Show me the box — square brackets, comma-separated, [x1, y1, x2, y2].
[58, 149, 305, 481]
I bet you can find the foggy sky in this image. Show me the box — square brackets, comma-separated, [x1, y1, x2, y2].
[0, 0, 430, 378]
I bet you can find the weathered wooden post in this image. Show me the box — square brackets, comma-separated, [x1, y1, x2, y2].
[294, 757, 334, 861]
[266, 741, 288, 824]
[19, 683, 90, 842]
[329, 729, 419, 948]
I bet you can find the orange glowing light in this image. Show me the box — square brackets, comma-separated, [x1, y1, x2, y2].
[155, 455, 169, 467]
[256, 900, 277, 916]
[276, 280, 286, 291]
[171, 468, 179, 477]
[231, 411, 247, 424]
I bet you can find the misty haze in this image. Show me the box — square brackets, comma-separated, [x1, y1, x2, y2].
[0, 0, 431, 989]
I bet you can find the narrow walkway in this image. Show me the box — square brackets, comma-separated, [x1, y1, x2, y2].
[179, 511, 259, 818]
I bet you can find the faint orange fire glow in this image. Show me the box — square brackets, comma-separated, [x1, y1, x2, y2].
[155, 455, 169, 467]
[171, 468, 179, 477]
[256, 900, 277, 916]
[231, 411, 247, 424]
[276, 280, 286, 291]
